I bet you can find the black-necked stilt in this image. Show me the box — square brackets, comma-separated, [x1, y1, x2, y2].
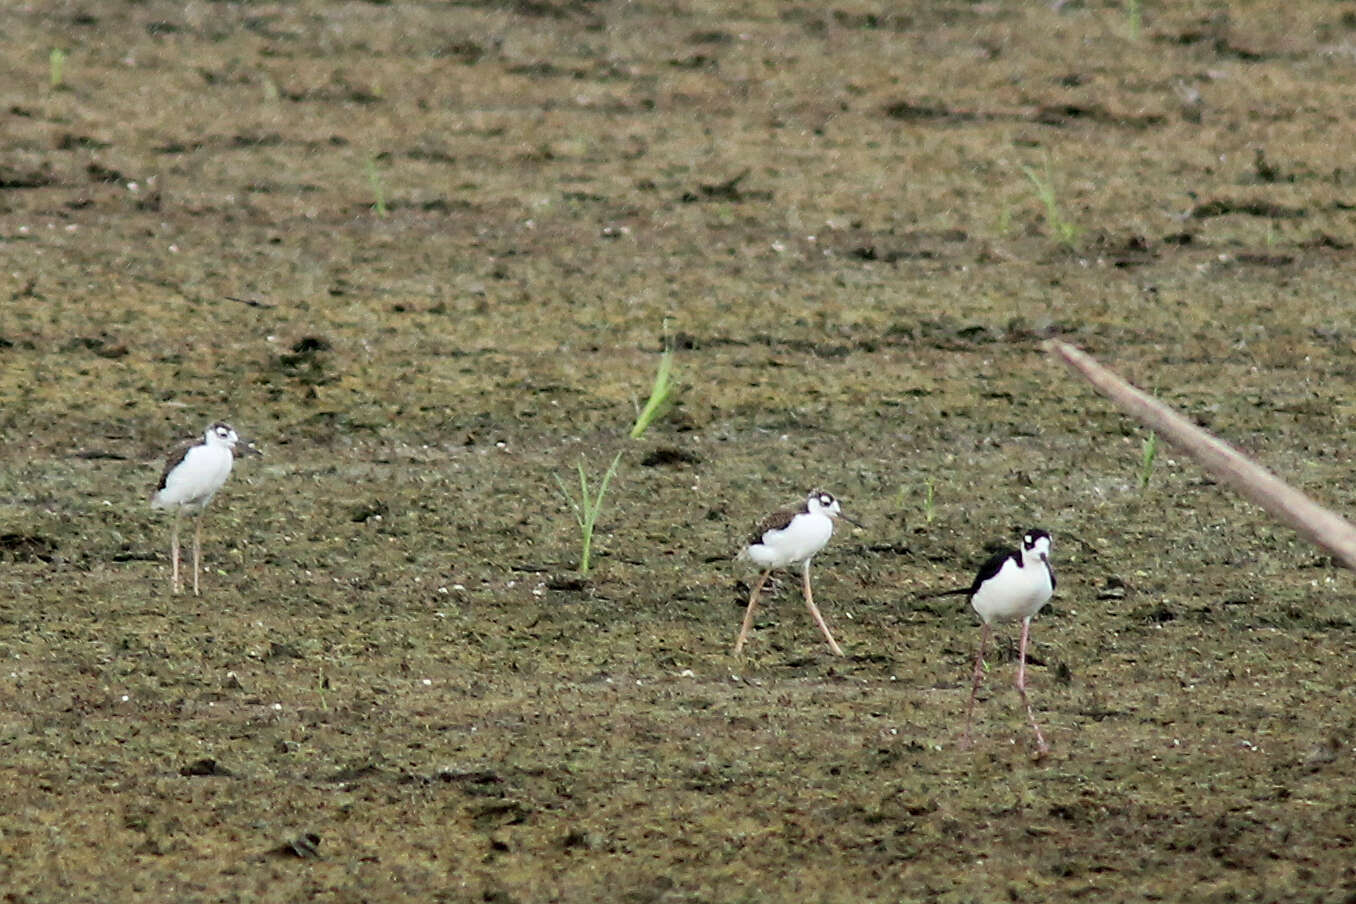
[940, 529, 1056, 753]
[150, 422, 261, 596]
[733, 489, 860, 657]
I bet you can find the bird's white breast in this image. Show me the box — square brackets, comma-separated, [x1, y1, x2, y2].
[746, 512, 834, 569]
[971, 557, 1053, 624]
[152, 444, 235, 511]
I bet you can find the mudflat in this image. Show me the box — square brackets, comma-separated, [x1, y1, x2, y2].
[2, 2, 1354, 900]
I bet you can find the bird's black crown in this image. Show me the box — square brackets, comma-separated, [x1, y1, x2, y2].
[1022, 528, 1052, 550]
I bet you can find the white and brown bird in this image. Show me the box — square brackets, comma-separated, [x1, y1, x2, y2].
[151, 422, 261, 595]
[940, 529, 1057, 754]
[733, 489, 859, 657]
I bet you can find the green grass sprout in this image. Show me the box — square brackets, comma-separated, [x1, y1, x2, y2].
[1021, 160, 1079, 248]
[365, 156, 388, 218]
[923, 479, 936, 524]
[49, 49, 67, 90]
[997, 203, 1014, 237]
[555, 451, 623, 576]
[1139, 429, 1159, 490]
[630, 346, 676, 439]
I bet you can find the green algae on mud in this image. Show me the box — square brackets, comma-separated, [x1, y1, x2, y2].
[2, 0, 1356, 901]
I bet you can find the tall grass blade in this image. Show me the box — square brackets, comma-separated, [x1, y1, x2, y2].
[630, 348, 675, 439]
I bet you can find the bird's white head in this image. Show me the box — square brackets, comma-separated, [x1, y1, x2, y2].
[1022, 529, 1052, 564]
[204, 422, 240, 448]
[202, 422, 262, 456]
[806, 489, 841, 518]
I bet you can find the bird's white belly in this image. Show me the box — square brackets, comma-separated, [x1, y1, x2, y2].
[971, 562, 1053, 624]
[747, 516, 833, 568]
[154, 446, 234, 511]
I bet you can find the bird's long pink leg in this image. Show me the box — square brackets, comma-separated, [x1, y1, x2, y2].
[960, 623, 991, 749]
[733, 570, 772, 656]
[1016, 617, 1049, 754]
[801, 559, 844, 656]
[192, 515, 204, 597]
[169, 511, 184, 594]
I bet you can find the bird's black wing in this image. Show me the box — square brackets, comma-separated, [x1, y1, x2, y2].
[916, 546, 1019, 600]
[968, 548, 1018, 596]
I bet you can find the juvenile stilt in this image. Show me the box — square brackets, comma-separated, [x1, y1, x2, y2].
[732, 490, 859, 656]
[151, 422, 260, 597]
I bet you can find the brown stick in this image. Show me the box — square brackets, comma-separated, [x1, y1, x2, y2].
[1046, 340, 1356, 571]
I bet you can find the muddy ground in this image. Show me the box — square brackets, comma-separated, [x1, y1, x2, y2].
[1, 0, 1355, 901]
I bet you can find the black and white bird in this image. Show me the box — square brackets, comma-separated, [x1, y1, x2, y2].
[937, 529, 1056, 754]
[733, 489, 860, 657]
[150, 422, 261, 596]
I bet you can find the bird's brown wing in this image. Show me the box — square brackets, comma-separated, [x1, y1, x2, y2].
[153, 441, 196, 495]
[746, 506, 801, 547]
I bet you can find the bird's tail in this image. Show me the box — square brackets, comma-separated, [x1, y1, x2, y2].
[915, 586, 971, 601]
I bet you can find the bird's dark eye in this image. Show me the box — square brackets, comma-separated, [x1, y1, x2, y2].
[820, 494, 832, 505]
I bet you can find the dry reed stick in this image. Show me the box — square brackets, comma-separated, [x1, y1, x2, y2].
[1046, 339, 1356, 571]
